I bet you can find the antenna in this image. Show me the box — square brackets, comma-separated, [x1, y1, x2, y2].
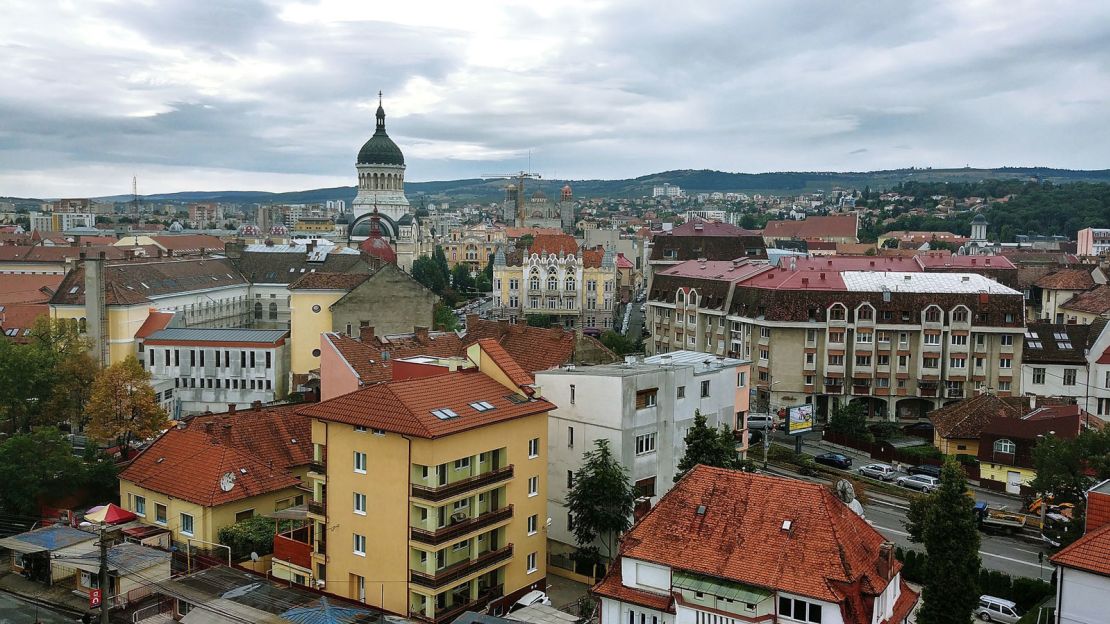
[132, 175, 139, 215]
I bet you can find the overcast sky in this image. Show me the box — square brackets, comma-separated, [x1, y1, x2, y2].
[2, 0, 1109, 197]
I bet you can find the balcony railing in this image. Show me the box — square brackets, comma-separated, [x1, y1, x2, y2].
[308, 461, 326, 475]
[946, 388, 965, 399]
[307, 500, 325, 516]
[410, 585, 504, 624]
[411, 466, 514, 502]
[920, 387, 938, 397]
[410, 506, 514, 546]
[410, 545, 513, 590]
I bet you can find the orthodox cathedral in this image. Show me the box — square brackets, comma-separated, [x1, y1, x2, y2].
[499, 184, 578, 233]
[348, 97, 431, 271]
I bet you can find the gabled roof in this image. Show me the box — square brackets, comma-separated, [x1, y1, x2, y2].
[1035, 268, 1095, 290]
[232, 249, 368, 285]
[288, 271, 371, 291]
[476, 338, 535, 387]
[298, 369, 554, 439]
[929, 393, 1020, 440]
[150, 234, 226, 253]
[1051, 522, 1110, 577]
[134, 311, 176, 339]
[1060, 284, 1110, 315]
[610, 466, 901, 604]
[0, 274, 63, 305]
[120, 405, 308, 506]
[527, 234, 579, 257]
[50, 258, 247, 306]
[762, 214, 858, 241]
[1023, 321, 1106, 364]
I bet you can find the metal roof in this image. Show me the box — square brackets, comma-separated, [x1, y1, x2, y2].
[0, 525, 95, 553]
[672, 570, 773, 604]
[841, 271, 1021, 295]
[145, 328, 289, 344]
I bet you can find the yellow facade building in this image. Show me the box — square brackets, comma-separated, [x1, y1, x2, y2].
[296, 340, 551, 622]
[117, 405, 310, 546]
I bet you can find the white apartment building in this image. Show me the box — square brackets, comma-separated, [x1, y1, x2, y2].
[143, 328, 290, 417]
[534, 351, 750, 572]
[1022, 320, 1110, 422]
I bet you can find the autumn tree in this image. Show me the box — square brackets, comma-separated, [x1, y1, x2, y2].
[86, 356, 167, 458]
[0, 316, 92, 433]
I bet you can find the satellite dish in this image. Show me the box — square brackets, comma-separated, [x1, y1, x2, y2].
[835, 479, 856, 504]
[250, 551, 260, 562]
[219, 472, 236, 492]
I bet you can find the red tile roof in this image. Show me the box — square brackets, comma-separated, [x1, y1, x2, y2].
[615, 466, 901, 604]
[298, 369, 554, 438]
[929, 394, 1020, 440]
[120, 405, 307, 506]
[1060, 284, 1110, 315]
[663, 220, 761, 237]
[476, 338, 535, 387]
[1035, 268, 1096, 290]
[151, 234, 226, 253]
[0, 304, 47, 341]
[592, 563, 675, 612]
[1051, 522, 1110, 576]
[288, 272, 371, 290]
[763, 214, 858, 241]
[528, 234, 579, 257]
[0, 274, 63, 305]
[134, 311, 176, 339]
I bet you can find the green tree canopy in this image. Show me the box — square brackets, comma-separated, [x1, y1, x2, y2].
[1031, 428, 1110, 549]
[218, 515, 279, 561]
[0, 316, 93, 433]
[675, 411, 739, 481]
[824, 402, 872, 442]
[86, 356, 168, 458]
[566, 439, 636, 562]
[0, 428, 86, 516]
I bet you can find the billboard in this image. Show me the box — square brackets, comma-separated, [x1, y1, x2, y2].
[787, 404, 814, 434]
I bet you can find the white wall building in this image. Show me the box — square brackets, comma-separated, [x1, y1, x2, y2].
[1051, 479, 1110, 624]
[535, 351, 750, 570]
[143, 328, 290, 417]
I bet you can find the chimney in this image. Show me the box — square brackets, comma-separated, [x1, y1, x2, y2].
[307, 241, 316, 253]
[465, 313, 479, 328]
[157, 248, 163, 258]
[878, 542, 895, 580]
[359, 324, 375, 343]
[228, 404, 236, 414]
[252, 400, 262, 411]
[414, 326, 429, 341]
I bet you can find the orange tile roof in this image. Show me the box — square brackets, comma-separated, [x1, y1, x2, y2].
[528, 234, 579, 256]
[288, 271, 371, 290]
[134, 311, 175, 339]
[592, 563, 675, 612]
[0, 274, 63, 305]
[120, 405, 307, 506]
[616, 466, 900, 604]
[298, 370, 554, 438]
[929, 393, 1020, 440]
[476, 338, 534, 387]
[1051, 522, 1110, 576]
[1035, 268, 1096, 291]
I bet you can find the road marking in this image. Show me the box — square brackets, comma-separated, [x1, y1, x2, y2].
[871, 525, 1042, 569]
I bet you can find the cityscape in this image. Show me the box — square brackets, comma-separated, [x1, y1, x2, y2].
[0, 3, 1109, 624]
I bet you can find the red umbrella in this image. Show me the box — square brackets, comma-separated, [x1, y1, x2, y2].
[85, 503, 137, 524]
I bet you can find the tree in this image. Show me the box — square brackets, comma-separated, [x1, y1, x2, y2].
[906, 459, 981, 624]
[0, 316, 92, 433]
[0, 428, 85, 516]
[824, 402, 872, 442]
[1031, 428, 1110, 549]
[86, 356, 168, 459]
[412, 256, 447, 293]
[44, 352, 99, 430]
[566, 439, 636, 563]
[526, 314, 554, 328]
[600, 330, 638, 355]
[433, 302, 459, 331]
[517, 234, 534, 251]
[674, 411, 738, 481]
[218, 515, 279, 561]
[451, 263, 475, 295]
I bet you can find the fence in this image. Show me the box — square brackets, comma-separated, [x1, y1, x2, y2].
[822, 431, 980, 479]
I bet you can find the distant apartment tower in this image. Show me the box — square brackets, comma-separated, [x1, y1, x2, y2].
[652, 183, 683, 198]
[188, 203, 223, 227]
[51, 198, 92, 213]
[1077, 227, 1110, 257]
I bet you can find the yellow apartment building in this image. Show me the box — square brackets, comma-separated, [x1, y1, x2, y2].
[296, 340, 551, 623]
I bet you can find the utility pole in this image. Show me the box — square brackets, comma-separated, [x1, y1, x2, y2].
[98, 522, 109, 624]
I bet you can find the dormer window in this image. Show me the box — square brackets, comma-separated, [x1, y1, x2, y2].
[857, 305, 874, 321]
[924, 306, 942, 323]
[829, 304, 846, 321]
[994, 439, 1015, 454]
[952, 307, 969, 323]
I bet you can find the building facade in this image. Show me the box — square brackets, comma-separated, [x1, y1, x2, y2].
[296, 341, 551, 622]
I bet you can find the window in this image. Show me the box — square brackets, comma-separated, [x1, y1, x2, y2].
[180, 513, 194, 536]
[527, 515, 538, 535]
[700, 380, 710, 397]
[829, 305, 845, 320]
[570, 384, 575, 404]
[877, 377, 890, 388]
[737, 372, 747, 387]
[806, 352, 816, 366]
[924, 307, 941, 322]
[858, 306, 873, 320]
[526, 552, 537, 573]
[806, 329, 817, 343]
[951, 334, 968, 346]
[998, 380, 1011, 391]
[999, 357, 1012, 369]
[828, 331, 845, 343]
[924, 333, 941, 345]
[235, 509, 254, 523]
[567, 426, 574, 447]
[779, 596, 823, 623]
[354, 493, 366, 515]
[994, 439, 1016, 454]
[134, 495, 146, 517]
[353, 533, 366, 556]
[567, 470, 574, 489]
[923, 357, 939, 368]
[155, 503, 167, 525]
[855, 355, 871, 367]
[1063, 369, 1077, 386]
[1001, 334, 1015, 346]
[677, 385, 686, 399]
[454, 457, 471, 471]
[877, 354, 890, 366]
[828, 354, 844, 366]
[354, 452, 367, 474]
[635, 432, 657, 455]
[856, 331, 873, 344]
[528, 438, 540, 458]
[636, 389, 658, 409]
[528, 476, 538, 497]
[953, 308, 968, 322]
[452, 541, 469, 552]
[1032, 368, 1046, 384]
[804, 375, 815, 386]
[760, 327, 772, 338]
[949, 357, 966, 369]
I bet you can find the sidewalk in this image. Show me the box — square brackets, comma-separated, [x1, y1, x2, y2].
[0, 571, 88, 616]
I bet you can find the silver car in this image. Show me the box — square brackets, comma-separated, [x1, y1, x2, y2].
[858, 463, 897, 481]
[975, 595, 1021, 623]
[896, 474, 940, 493]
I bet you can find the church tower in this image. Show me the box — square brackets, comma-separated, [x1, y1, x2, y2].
[351, 94, 410, 239]
[970, 213, 987, 242]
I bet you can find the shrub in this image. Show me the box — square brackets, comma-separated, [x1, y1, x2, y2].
[1010, 577, 1053, 612]
[217, 516, 278, 562]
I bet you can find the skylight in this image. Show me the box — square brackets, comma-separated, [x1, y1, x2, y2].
[1054, 332, 1069, 340]
[431, 408, 459, 420]
[470, 401, 496, 412]
[1027, 340, 1043, 349]
[1057, 340, 1073, 349]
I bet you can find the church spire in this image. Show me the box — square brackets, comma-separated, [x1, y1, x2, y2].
[376, 91, 386, 133]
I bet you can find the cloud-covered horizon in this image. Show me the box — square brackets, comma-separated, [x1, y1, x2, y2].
[1, 0, 1108, 197]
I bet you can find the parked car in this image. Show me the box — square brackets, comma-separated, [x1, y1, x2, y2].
[975, 595, 1022, 623]
[908, 464, 942, 478]
[508, 591, 551, 613]
[640, 304, 646, 313]
[814, 453, 852, 469]
[896, 474, 940, 492]
[858, 463, 897, 481]
[746, 414, 774, 430]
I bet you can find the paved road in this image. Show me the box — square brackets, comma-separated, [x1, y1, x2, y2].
[0, 590, 78, 623]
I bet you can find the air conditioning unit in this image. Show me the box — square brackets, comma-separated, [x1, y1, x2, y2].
[451, 512, 468, 524]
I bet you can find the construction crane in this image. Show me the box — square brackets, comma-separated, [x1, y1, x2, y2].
[481, 171, 541, 226]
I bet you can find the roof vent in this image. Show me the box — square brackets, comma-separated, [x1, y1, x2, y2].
[696, 505, 707, 516]
[781, 519, 793, 532]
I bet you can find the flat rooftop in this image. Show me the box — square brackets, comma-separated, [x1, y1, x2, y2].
[144, 327, 290, 344]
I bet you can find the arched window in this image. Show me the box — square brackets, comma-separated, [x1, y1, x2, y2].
[829, 304, 846, 321]
[254, 302, 263, 319]
[78, 317, 87, 333]
[994, 439, 1015, 454]
[529, 271, 541, 291]
[924, 305, 942, 323]
[565, 278, 576, 291]
[547, 275, 558, 290]
[268, 302, 278, 320]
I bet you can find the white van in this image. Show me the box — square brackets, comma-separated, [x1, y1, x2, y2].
[746, 415, 774, 430]
[975, 595, 1021, 623]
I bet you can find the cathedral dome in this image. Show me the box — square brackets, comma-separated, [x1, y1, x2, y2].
[237, 224, 261, 237]
[357, 102, 405, 166]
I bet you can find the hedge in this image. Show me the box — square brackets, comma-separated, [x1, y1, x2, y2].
[894, 548, 1053, 611]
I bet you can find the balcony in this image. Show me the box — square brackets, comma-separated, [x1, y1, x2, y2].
[946, 388, 965, 399]
[411, 506, 514, 546]
[307, 500, 325, 516]
[410, 546, 513, 590]
[308, 461, 326, 476]
[411, 466, 514, 502]
[273, 526, 312, 570]
[411, 585, 504, 624]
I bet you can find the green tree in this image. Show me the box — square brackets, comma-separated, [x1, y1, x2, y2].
[908, 459, 981, 624]
[1031, 428, 1110, 549]
[566, 439, 636, 563]
[432, 245, 451, 281]
[824, 402, 872, 442]
[0, 428, 85, 516]
[526, 314, 554, 328]
[412, 256, 446, 293]
[517, 234, 534, 251]
[0, 317, 92, 433]
[451, 263, 475, 295]
[86, 356, 168, 459]
[674, 411, 738, 481]
[600, 330, 638, 355]
[218, 515, 279, 561]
